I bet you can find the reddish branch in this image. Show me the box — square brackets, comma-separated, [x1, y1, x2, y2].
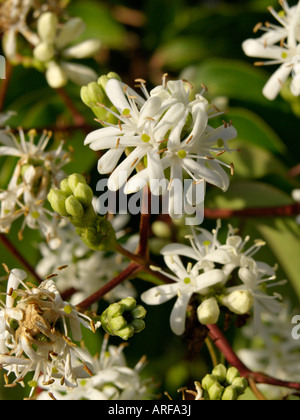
[208, 324, 300, 391]
[0, 233, 43, 284]
[204, 203, 300, 219]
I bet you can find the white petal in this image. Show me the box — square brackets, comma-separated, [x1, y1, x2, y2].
[153, 103, 186, 141]
[147, 148, 167, 195]
[97, 148, 125, 174]
[262, 63, 292, 100]
[161, 243, 199, 260]
[106, 79, 145, 112]
[6, 269, 27, 307]
[0, 146, 22, 157]
[195, 269, 225, 292]
[84, 127, 122, 146]
[61, 62, 98, 86]
[141, 284, 177, 305]
[55, 18, 86, 50]
[108, 147, 147, 191]
[46, 62, 68, 88]
[89, 135, 141, 151]
[164, 254, 188, 279]
[170, 292, 192, 335]
[63, 39, 101, 59]
[242, 39, 285, 60]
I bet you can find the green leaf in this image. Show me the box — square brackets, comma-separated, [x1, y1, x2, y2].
[68, 0, 126, 48]
[227, 107, 287, 154]
[206, 181, 293, 210]
[181, 59, 284, 107]
[255, 218, 300, 300]
[221, 139, 288, 179]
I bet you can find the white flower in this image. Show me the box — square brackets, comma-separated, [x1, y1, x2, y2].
[0, 0, 39, 59]
[33, 12, 101, 88]
[0, 128, 69, 247]
[36, 216, 138, 305]
[84, 77, 237, 217]
[37, 335, 151, 400]
[0, 268, 99, 397]
[161, 222, 284, 331]
[141, 254, 225, 335]
[242, 1, 300, 100]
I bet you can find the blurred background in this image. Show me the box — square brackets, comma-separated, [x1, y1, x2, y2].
[1, 0, 300, 400]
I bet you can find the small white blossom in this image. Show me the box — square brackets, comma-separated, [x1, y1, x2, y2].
[161, 222, 284, 331]
[84, 77, 237, 218]
[0, 268, 99, 397]
[33, 12, 101, 88]
[242, 1, 300, 100]
[141, 254, 225, 335]
[0, 0, 39, 59]
[37, 335, 151, 400]
[0, 128, 70, 247]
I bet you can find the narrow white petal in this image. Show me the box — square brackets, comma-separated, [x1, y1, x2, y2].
[262, 63, 292, 100]
[170, 292, 192, 335]
[84, 127, 122, 146]
[97, 148, 125, 174]
[195, 269, 225, 292]
[242, 39, 285, 60]
[61, 62, 98, 86]
[141, 284, 177, 305]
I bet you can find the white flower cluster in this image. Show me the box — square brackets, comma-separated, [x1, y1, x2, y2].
[84, 77, 237, 218]
[37, 335, 150, 400]
[0, 268, 100, 397]
[242, 0, 300, 100]
[141, 221, 283, 335]
[238, 303, 300, 399]
[0, 127, 69, 248]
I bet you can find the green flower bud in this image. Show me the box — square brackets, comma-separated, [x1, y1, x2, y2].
[98, 72, 121, 90]
[100, 297, 146, 340]
[231, 377, 248, 395]
[151, 221, 172, 239]
[208, 382, 224, 400]
[226, 367, 240, 385]
[60, 178, 73, 196]
[202, 374, 217, 392]
[212, 364, 227, 384]
[68, 173, 87, 194]
[47, 189, 68, 216]
[74, 182, 94, 207]
[222, 385, 238, 401]
[80, 82, 105, 109]
[65, 195, 84, 218]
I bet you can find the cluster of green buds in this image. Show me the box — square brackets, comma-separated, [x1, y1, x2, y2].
[202, 364, 248, 400]
[81, 72, 121, 123]
[48, 173, 117, 251]
[100, 297, 147, 340]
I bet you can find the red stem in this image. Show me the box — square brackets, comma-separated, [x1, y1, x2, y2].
[77, 262, 141, 310]
[204, 203, 300, 219]
[207, 324, 300, 391]
[0, 233, 43, 284]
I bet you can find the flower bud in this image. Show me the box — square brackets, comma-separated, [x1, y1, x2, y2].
[222, 385, 238, 401]
[37, 12, 58, 43]
[151, 221, 172, 239]
[100, 297, 146, 340]
[46, 61, 68, 89]
[81, 82, 105, 109]
[65, 195, 84, 218]
[197, 297, 220, 325]
[201, 374, 217, 392]
[68, 173, 87, 194]
[231, 377, 248, 395]
[212, 364, 227, 384]
[98, 72, 121, 90]
[47, 189, 68, 216]
[73, 183, 94, 207]
[60, 178, 73, 196]
[34, 42, 55, 62]
[221, 290, 254, 315]
[208, 382, 224, 400]
[226, 367, 240, 385]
